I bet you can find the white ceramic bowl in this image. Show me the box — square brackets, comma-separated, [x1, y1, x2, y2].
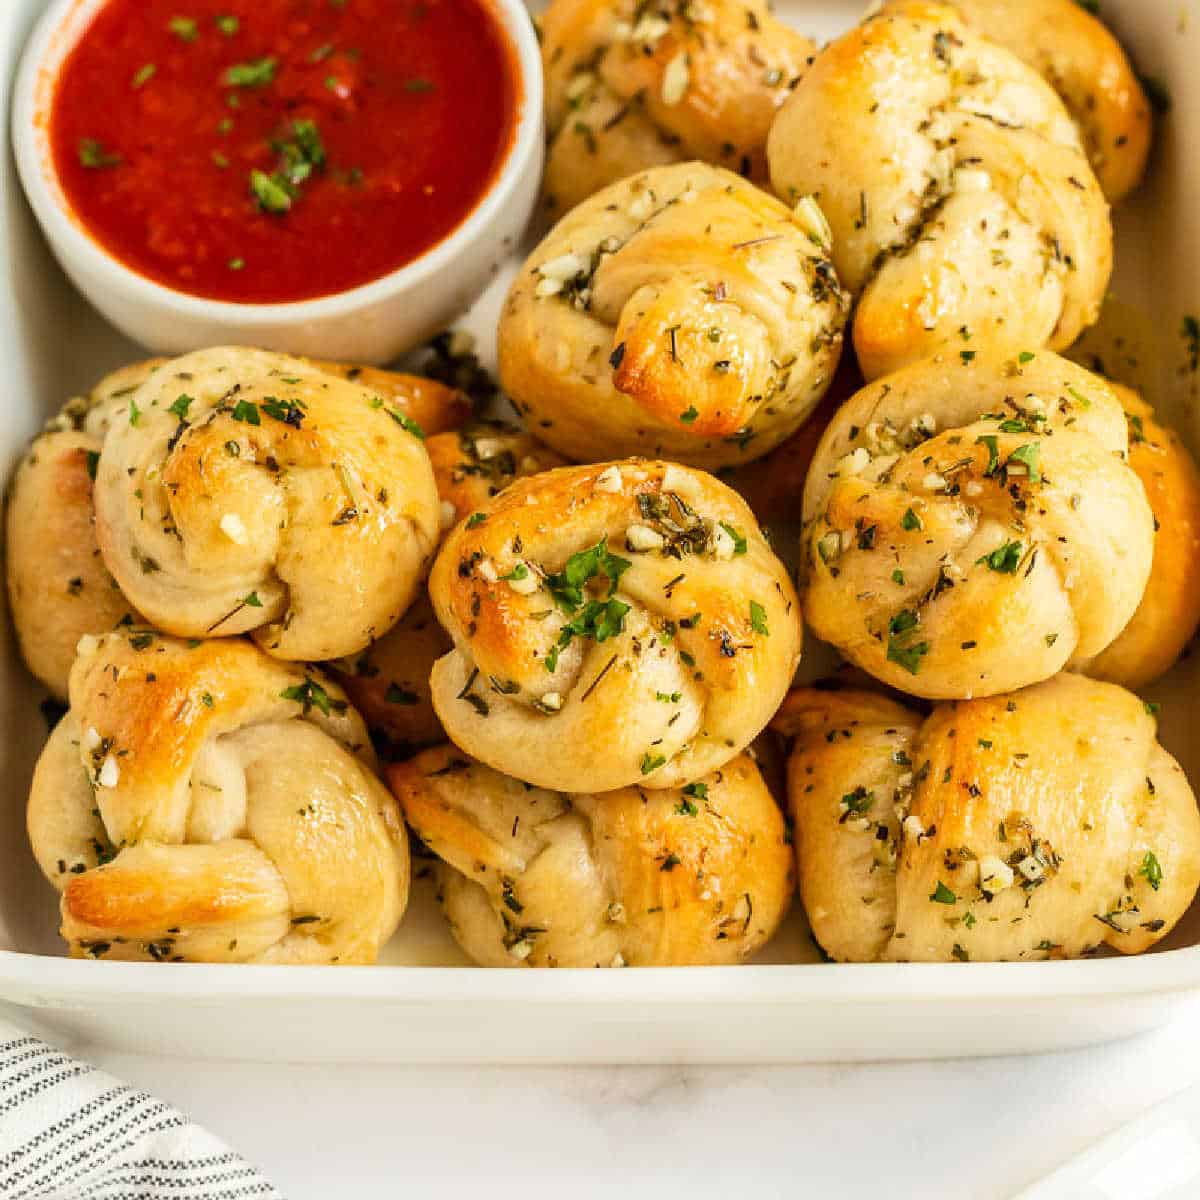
[10, 0, 543, 364]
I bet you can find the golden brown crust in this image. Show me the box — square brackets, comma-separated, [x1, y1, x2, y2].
[5, 431, 140, 698]
[941, 0, 1151, 201]
[1080, 385, 1200, 688]
[425, 422, 570, 526]
[92, 347, 441, 661]
[427, 460, 801, 792]
[500, 163, 848, 468]
[28, 631, 408, 964]
[327, 594, 449, 750]
[305, 359, 472, 436]
[389, 745, 793, 966]
[778, 677, 1200, 962]
[723, 356, 862, 526]
[767, 1, 1111, 380]
[541, 0, 814, 215]
[800, 350, 1153, 699]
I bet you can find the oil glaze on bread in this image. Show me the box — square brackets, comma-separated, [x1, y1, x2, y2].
[767, 1, 1111, 379]
[427, 460, 801, 792]
[800, 350, 1153, 699]
[774, 678, 1200, 962]
[28, 631, 408, 964]
[390, 744, 793, 966]
[541, 0, 814, 214]
[92, 347, 441, 661]
[499, 163, 848, 468]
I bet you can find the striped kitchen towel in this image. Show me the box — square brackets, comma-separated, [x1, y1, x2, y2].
[0, 1020, 283, 1199]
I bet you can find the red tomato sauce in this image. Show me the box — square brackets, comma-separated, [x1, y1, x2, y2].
[49, 0, 519, 303]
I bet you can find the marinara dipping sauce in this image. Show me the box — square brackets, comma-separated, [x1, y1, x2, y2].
[49, 0, 520, 303]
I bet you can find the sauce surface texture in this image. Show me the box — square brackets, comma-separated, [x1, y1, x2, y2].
[50, 0, 518, 303]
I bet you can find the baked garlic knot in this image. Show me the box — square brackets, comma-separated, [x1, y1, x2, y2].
[498, 162, 849, 469]
[1078, 384, 1200, 689]
[5, 361, 164, 699]
[801, 350, 1153, 699]
[27, 631, 409, 964]
[389, 745, 793, 967]
[766, 1, 1111, 381]
[541, 0, 814, 215]
[937, 0, 1152, 202]
[428, 461, 801, 793]
[93, 347, 441, 661]
[772, 677, 1200, 962]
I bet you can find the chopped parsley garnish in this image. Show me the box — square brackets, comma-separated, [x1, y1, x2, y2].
[886, 609, 928, 674]
[1144, 700, 1161, 715]
[262, 396, 305, 427]
[749, 600, 769, 636]
[250, 169, 292, 213]
[977, 540, 1022, 573]
[545, 538, 630, 614]
[959, 350, 975, 365]
[660, 852, 681, 871]
[168, 15, 199, 41]
[231, 399, 260, 424]
[901, 507, 922, 532]
[891, 569, 905, 585]
[168, 393, 193, 420]
[1139, 850, 1163, 891]
[641, 752, 666, 775]
[976, 434, 1000, 476]
[128, 398, 141, 426]
[676, 797, 698, 816]
[838, 786, 873, 823]
[85, 451, 100, 479]
[280, 677, 346, 717]
[1018, 350, 1036, 364]
[225, 57, 277, 88]
[930, 881, 956, 905]
[1008, 441, 1042, 481]
[243, 591, 263, 607]
[655, 691, 681, 703]
[78, 138, 121, 169]
[679, 406, 699, 424]
[466, 512, 487, 528]
[719, 522, 747, 555]
[887, 607, 929, 674]
[682, 782, 708, 800]
[387, 409, 425, 439]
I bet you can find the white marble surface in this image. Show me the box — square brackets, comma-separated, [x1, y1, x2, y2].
[55, 999, 1200, 1199]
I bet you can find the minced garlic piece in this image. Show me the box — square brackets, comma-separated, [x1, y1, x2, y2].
[219, 512, 248, 544]
[626, 524, 665, 552]
[793, 195, 832, 249]
[661, 52, 690, 106]
[97, 755, 120, 789]
[594, 465, 623, 493]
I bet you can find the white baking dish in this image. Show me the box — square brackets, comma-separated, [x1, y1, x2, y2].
[2, 0, 1199, 1064]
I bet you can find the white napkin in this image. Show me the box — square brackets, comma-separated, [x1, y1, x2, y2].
[0, 1019, 283, 1199]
